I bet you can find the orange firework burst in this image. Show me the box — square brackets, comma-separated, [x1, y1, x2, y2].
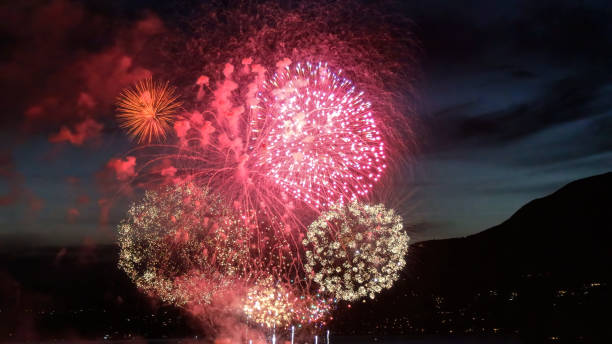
[116, 78, 182, 143]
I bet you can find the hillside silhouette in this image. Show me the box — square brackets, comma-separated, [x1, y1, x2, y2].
[335, 172, 612, 341]
[412, 171, 611, 292]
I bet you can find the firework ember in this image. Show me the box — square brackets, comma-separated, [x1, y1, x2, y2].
[243, 276, 299, 329]
[116, 78, 182, 143]
[249, 62, 386, 208]
[303, 202, 409, 301]
[117, 183, 250, 307]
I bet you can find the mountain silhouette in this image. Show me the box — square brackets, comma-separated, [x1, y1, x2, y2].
[410, 171, 612, 292]
[335, 172, 612, 340]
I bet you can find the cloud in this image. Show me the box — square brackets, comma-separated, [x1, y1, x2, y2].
[97, 198, 112, 226]
[211, 64, 239, 126]
[0, 151, 23, 206]
[0, 150, 44, 213]
[49, 118, 103, 146]
[174, 119, 191, 140]
[76, 195, 90, 205]
[423, 70, 612, 164]
[466, 74, 610, 143]
[275, 57, 292, 71]
[106, 156, 137, 181]
[67, 207, 80, 222]
[161, 166, 177, 177]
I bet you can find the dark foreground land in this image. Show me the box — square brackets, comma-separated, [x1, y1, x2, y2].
[1, 172, 611, 342]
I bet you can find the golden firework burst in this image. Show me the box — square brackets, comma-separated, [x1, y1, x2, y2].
[117, 183, 250, 307]
[303, 202, 409, 301]
[243, 276, 299, 328]
[116, 78, 182, 143]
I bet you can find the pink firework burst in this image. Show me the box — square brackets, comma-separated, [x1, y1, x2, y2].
[249, 62, 386, 208]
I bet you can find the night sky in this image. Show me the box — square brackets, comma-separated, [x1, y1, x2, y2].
[1, 0, 611, 246]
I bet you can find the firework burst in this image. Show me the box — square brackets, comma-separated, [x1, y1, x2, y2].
[243, 276, 299, 329]
[112, 0, 418, 331]
[303, 201, 409, 301]
[116, 78, 182, 143]
[249, 62, 386, 208]
[117, 183, 250, 307]
[118, 60, 402, 305]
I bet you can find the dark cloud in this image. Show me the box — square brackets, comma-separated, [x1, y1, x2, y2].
[513, 1, 612, 62]
[410, 0, 612, 170]
[49, 118, 104, 146]
[405, 0, 612, 238]
[455, 71, 612, 143]
[510, 70, 536, 79]
[409, 0, 612, 67]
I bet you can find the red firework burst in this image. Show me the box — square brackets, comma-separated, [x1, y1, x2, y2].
[249, 62, 386, 208]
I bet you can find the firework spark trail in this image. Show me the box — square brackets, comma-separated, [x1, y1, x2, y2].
[116, 78, 182, 143]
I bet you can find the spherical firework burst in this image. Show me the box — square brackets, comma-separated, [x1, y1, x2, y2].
[303, 202, 409, 301]
[243, 276, 300, 328]
[117, 183, 249, 307]
[116, 78, 182, 143]
[249, 62, 386, 208]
